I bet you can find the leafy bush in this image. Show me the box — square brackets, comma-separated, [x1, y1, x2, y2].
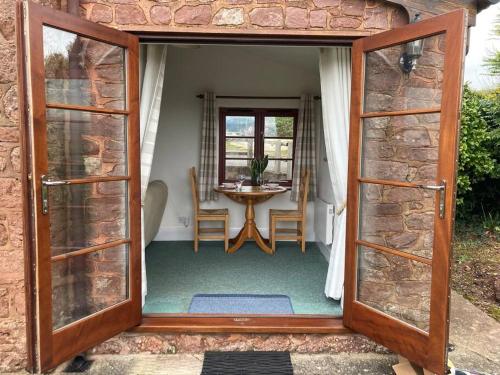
[457, 84, 500, 219]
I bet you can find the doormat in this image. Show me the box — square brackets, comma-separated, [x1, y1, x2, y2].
[201, 351, 293, 375]
[63, 355, 93, 373]
[188, 294, 294, 314]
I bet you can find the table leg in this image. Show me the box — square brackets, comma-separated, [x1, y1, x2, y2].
[229, 226, 245, 244]
[227, 198, 273, 255]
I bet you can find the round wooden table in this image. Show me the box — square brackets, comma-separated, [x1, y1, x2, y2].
[214, 185, 287, 254]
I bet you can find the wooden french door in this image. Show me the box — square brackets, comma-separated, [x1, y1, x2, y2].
[22, 2, 141, 371]
[344, 9, 466, 375]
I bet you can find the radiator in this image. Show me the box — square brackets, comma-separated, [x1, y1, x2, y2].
[314, 198, 334, 245]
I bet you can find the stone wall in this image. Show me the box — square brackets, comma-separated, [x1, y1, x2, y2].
[79, 0, 408, 32]
[91, 331, 391, 355]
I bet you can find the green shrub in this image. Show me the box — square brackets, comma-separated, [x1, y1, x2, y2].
[457, 84, 500, 219]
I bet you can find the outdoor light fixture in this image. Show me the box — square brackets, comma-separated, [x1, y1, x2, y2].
[399, 14, 424, 75]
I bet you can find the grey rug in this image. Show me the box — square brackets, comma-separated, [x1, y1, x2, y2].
[188, 294, 294, 314]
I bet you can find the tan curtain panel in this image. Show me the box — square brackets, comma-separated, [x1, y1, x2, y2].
[291, 94, 317, 201]
[199, 92, 219, 201]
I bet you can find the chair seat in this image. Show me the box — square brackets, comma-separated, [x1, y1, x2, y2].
[199, 208, 229, 216]
[270, 209, 301, 217]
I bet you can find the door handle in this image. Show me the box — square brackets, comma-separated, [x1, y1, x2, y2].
[416, 180, 446, 219]
[40, 175, 70, 215]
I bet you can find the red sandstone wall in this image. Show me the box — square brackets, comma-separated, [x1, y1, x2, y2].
[79, 0, 408, 32]
[0, 0, 63, 371]
[91, 331, 391, 355]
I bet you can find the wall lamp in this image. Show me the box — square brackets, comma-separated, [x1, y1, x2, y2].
[399, 14, 424, 75]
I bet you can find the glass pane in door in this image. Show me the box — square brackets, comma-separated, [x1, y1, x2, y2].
[52, 244, 129, 330]
[363, 33, 445, 112]
[46, 109, 127, 180]
[49, 181, 128, 256]
[357, 245, 431, 332]
[43, 26, 126, 109]
[358, 183, 435, 259]
[361, 114, 440, 184]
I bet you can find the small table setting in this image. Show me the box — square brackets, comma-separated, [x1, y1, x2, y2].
[214, 177, 287, 255]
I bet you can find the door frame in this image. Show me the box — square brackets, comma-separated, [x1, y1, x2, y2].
[16, 1, 37, 372]
[17, 3, 468, 371]
[122, 33, 357, 334]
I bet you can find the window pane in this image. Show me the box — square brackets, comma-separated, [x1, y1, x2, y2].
[264, 138, 294, 159]
[43, 26, 125, 110]
[52, 244, 129, 330]
[225, 116, 255, 136]
[264, 160, 292, 182]
[49, 181, 128, 257]
[357, 245, 431, 332]
[47, 109, 127, 180]
[225, 159, 251, 180]
[361, 113, 440, 184]
[364, 33, 445, 113]
[358, 183, 435, 259]
[265, 116, 294, 137]
[225, 138, 254, 159]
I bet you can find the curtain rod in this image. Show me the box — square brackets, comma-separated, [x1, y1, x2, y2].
[196, 94, 321, 100]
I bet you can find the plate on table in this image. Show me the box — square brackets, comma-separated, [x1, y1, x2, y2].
[261, 185, 282, 191]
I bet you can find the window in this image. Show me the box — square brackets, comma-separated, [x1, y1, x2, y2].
[219, 108, 298, 186]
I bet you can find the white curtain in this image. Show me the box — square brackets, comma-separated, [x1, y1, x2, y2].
[320, 47, 352, 302]
[139, 45, 168, 305]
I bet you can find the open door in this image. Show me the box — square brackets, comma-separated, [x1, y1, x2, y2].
[344, 9, 466, 375]
[22, 2, 141, 371]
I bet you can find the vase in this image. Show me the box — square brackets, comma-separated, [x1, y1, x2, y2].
[258, 172, 265, 186]
[251, 173, 259, 186]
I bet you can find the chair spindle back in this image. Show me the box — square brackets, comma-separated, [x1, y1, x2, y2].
[298, 169, 310, 213]
[190, 167, 200, 213]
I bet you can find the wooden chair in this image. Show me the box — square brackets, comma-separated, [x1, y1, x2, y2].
[190, 167, 229, 252]
[269, 169, 310, 253]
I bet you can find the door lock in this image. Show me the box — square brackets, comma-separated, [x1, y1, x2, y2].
[416, 180, 446, 219]
[40, 175, 70, 214]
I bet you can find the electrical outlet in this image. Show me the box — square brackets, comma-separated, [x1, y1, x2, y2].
[177, 216, 190, 227]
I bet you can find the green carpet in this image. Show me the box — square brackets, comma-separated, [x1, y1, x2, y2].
[143, 241, 342, 316]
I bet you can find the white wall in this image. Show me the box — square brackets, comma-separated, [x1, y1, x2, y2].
[149, 45, 326, 241]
